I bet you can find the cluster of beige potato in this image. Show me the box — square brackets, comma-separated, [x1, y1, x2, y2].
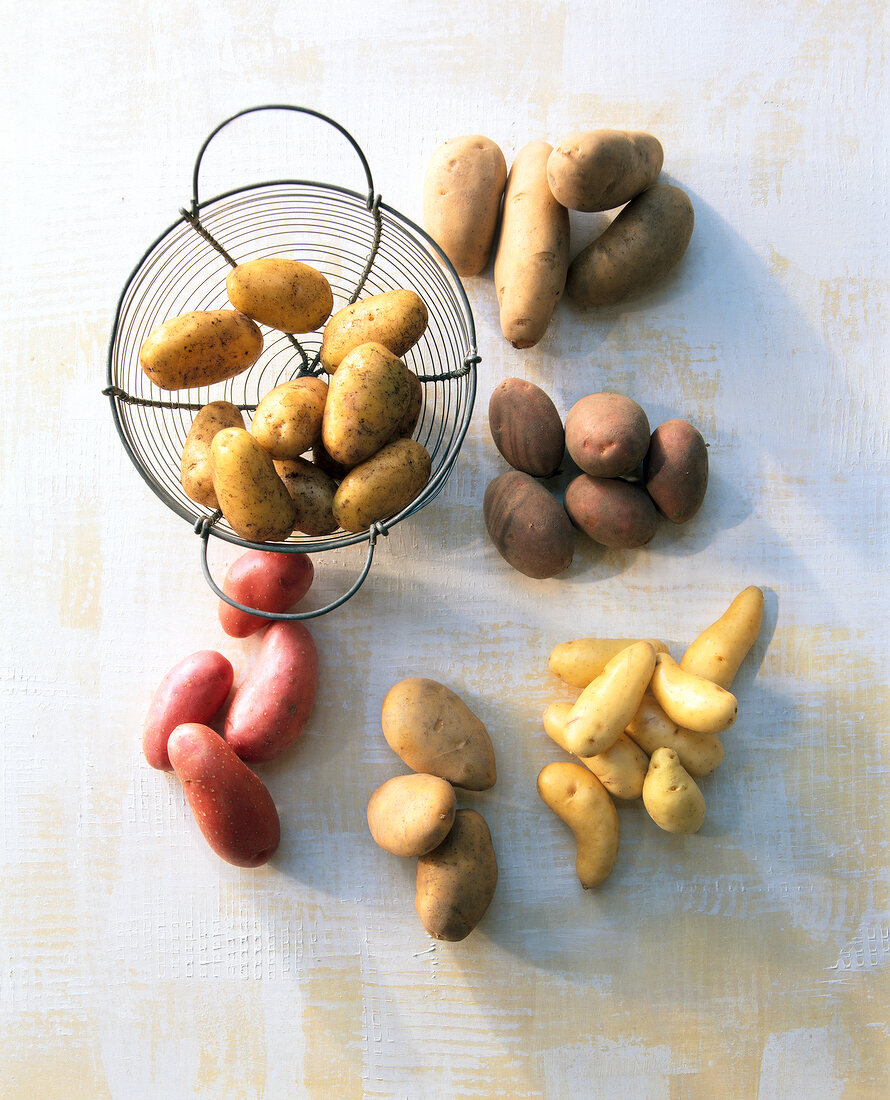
[424, 129, 694, 348]
[366, 678, 499, 942]
[137, 257, 433, 540]
[537, 586, 763, 887]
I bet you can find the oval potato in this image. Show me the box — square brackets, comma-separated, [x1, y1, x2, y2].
[320, 290, 428, 374]
[226, 257, 333, 334]
[415, 808, 498, 941]
[250, 375, 328, 460]
[644, 419, 709, 523]
[210, 427, 297, 543]
[367, 773, 457, 857]
[332, 437, 431, 533]
[139, 309, 263, 391]
[564, 392, 650, 478]
[483, 470, 574, 579]
[488, 377, 565, 478]
[180, 400, 246, 509]
[547, 129, 664, 212]
[565, 473, 659, 549]
[274, 456, 339, 536]
[625, 692, 725, 777]
[642, 747, 706, 834]
[217, 549, 315, 638]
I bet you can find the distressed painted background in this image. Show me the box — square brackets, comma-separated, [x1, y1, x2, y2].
[2, 1, 888, 1097]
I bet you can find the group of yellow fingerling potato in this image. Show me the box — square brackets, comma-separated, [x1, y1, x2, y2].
[366, 678, 499, 942]
[538, 586, 763, 888]
[424, 128, 694, 347]
[139, 258, 434, 541]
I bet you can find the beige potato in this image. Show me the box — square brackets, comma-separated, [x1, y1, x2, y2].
[649, 652, 738, 735]
[423, 135, 508, 276]
[548, 637, 668, 688]
[680, 586, 764, 689]
[391, 369, 424, 441]
[226, 257, 333, 334]
[273, 457, 338, 536]
[332, 438, 431, 533]
[320, 290, 429, 374]
[321, 342, 412, 466]
[537, 761, 619, 888]
[210, 427, 297, 543]
[139, 309, 263, 391]
[180, 400, 246, 509]
[546, 129, 664, 212]
[562, 641, 657, 758]
[566, 183, 694, 307]
[543, 702, 648, 801]
[251, 375, 328, 460]
[625, 693, 724, 777]
[366, 773, 457, 857]
[493, 140, 571, 349]
[381, 677, 496, 791]
[642, 747, 706, 834]
[415, 809, 498, 941]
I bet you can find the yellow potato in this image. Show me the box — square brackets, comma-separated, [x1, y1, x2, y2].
[320, 290, 428, 374]
[624, 693, 724, 777]
[226, 257, 333, 334]
[180, 400, 246, 509]
[415, 809, 498, 941]
[366, 773, 457, 858]
[642, 747, 706, 834]
[548, 636, 668, 688]
[493, 140, 571, 349]
[139, 309, 263, 391]
[649, 652, 738, 735]
[543, 702, 648, 801]
[561, 641, 657, 758]
[250, 376, 328, 460]
[537, 761, 619, 888]
[332, 437, 431, 533]
[273, 457, 338, 536]
[321, 342, 412, 467]
[680, 586, 764, 689]
[210, 427, 297, 543]
[423, 134, 508, 276]
[546, 129, 663, 212]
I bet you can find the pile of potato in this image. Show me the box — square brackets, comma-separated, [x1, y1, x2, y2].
[423, 128, 694, 348]
[536, 586, 763, 887]
[366, 678, 499, 942]
[484, 377, 708, 578]
[138, 259, 434, 540]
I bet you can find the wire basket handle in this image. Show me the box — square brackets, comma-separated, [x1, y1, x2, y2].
[189, 104, 377, 215]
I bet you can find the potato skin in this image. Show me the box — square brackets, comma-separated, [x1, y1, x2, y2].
[226, 257, 333, 334]
[217, 549, 315, 638]
[564, 392, 650, 478]
[547, 129, 663, 212]
[680, 586, 764, 689]
[423, 135, 508, 277]
[483, 470, 574, 579]
[320, 290, 428, 374]
[642, 747, 706, 834]
[381, 677, 497, 791]
[367, 773, 457, 857]
[415, 809, 498, 941]
[274, 457, 339, 536]
[567, 183, 694, 307]
[643, 419, 709, 523]
[488, 377, 565, 478]
[493, 141, 571, 348]
[210, 427, 297, 543]
[250, 376, 328, 460]
[168, 722, 280, 867]
[139, 309, 263, 390]
[537, 761, 619, 888]
[142, 650, 234, 771]
[332, 438, 431, 533]
[180, 400, 246, 509]
[565, 473, 659, 549]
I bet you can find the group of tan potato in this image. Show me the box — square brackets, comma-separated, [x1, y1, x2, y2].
[138, 260, 435, 541]
[424, 128, 694, 348]
[538, 586, 764, 887]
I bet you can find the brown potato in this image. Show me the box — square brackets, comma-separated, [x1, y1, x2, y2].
[180, 400, 246, 509]
[415, 809, 498, 941]
[250, 375, 328, 460]
[564, 392, 650, 478]
[547, 129, 664, 212]
[320, 290, 428, 374]
[644, 418, 709, 523]
[391, 369, 424, 441]
[332, 438, 431, 533]
[210, 427, 297, 542]
[565, 473, 659, 549]
[273, 457, 339, 536]
[226, 257, 333, 334]
[483, 470, 574, 579]
[488, 377, 565, 478]
[381, 677, 496, 791]
[139, 309, 263, 391]
[566, 183, 694, 307]
[423, 135, 508, 276]
[366, 773, 457, 857]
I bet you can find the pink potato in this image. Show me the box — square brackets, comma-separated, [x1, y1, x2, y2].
[142, 650, 234, 771]
[218, 549, 315, 637]
[167, 722, 280, 868]
[223, 621, 319, 763]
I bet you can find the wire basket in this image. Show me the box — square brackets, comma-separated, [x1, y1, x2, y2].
[105, 105, 478, 618]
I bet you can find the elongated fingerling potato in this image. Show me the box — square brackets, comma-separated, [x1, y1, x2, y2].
[537, 761, 619, 888]
[548, 636, 668, 688]
[679, 586, 764, 688]
[562, 641, 657, 757]
[649, 652, 737, 734]
[543, 702, 648, 801]
[624, 693, 724, 777]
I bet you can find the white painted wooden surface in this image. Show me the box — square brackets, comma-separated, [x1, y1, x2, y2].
[2, 1, 888, 1096]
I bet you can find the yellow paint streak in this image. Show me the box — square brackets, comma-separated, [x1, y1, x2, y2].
[300, 956, 364, 1099]
[58, 508, 102, 630]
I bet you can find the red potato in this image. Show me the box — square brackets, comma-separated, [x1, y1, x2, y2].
[218, 549, 315, 637]
[168, 722, 280, 868]
[142, 650, 234, 771]
[223, 621, 319, 763]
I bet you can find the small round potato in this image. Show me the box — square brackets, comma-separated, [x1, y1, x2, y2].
[547, 129, 664, 212]
[415, 809, 498, 941]
[483, 471, 574, 579]
[139, 309, 263, 391]
[488, 378, 565, 478]
[210, 427, 297, 543]
[367, 773, 457, 857]
[564, 392, 650, 478]
[180, 400, 246, 509]
[273, 457, 339, 536]
[320, 290, 428, 374]
[226, 257, 333, 334]
[332, 437, 431, 533]
[565, 473, 659, 549]
[644, 418, 709, 524]
[251, 376, 328, 460]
